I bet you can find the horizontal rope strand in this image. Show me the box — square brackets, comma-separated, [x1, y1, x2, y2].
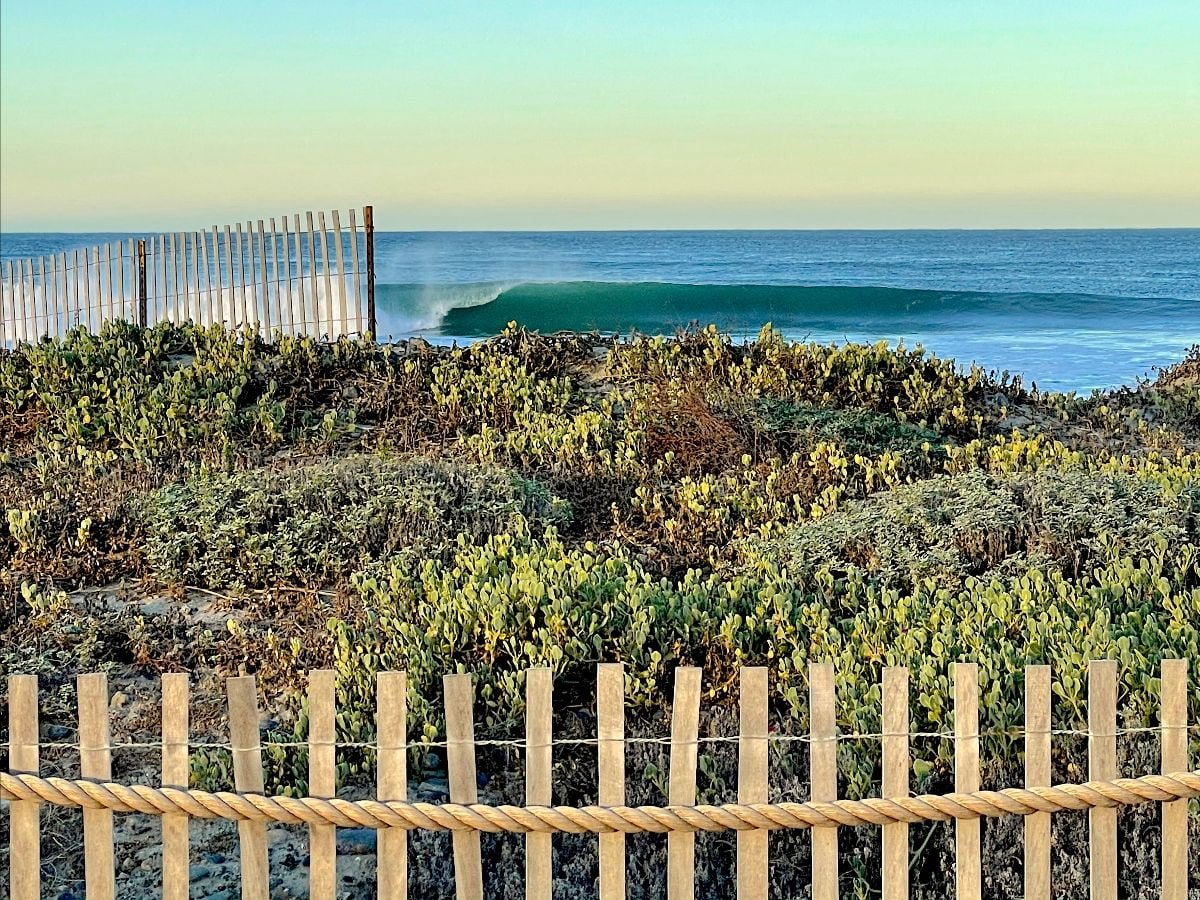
[4, 770, 1197, 834]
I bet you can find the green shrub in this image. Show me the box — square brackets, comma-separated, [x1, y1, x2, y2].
[141, 454, 571, 588]
[774, 470, 1200, 592]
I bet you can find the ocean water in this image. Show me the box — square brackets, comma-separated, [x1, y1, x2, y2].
[4, 229, 1198, 391]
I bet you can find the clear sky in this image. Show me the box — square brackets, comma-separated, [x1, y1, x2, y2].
[1, 1, 1198, 230]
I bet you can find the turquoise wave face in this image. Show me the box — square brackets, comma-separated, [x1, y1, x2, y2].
[374, 280, 1198, 392]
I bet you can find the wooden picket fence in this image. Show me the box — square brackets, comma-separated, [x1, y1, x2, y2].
[2, 659, 1196, 900]
[0, 206, 376, 347]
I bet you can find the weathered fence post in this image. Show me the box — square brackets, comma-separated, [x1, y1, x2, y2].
[526, 667, 554, 900]
[445, 673, 484, 900]
[1024, 665, 1051, 900]
[1089, 660, 1117, 900]
[162, 673, 190, 900]
[137, 240, 148, 327]
[8, 674, 40, 900]
[364, 204, 376, 336]
[598, 662, 626, 900]
[377, 671, 409, 899]
[79, 672, 116, 900]
[1161, 658, 1188, 899]
[882, 667, 909, 900]
[668, 667, 702, 900]
[228, 675, 269, 900]
[738, 666, 769, 900]
[809, 663, 837, 900]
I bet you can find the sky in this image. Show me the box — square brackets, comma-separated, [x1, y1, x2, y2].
[1, 1, 1198, 231]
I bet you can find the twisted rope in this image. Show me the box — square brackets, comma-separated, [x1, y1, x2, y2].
[4, 770, 1197, 834]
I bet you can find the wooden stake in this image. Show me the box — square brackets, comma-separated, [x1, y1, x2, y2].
[882, 667, 909, 900]
[349, 208, 363, 334]
[444, 674, 484, 900]
[268, 219, 281, 337]
[1161, 659, 1187, 900]
[598, 662, 625, 900]
[309, 670, 337, 900]
[378, 671, 408, 900]
[955, 663, 980, 900]
[306, 211, 319, 335]
[668, 667, 702, 900]
[332, 209, 349, 335]
[8, 674, 41, 900]
[364, 204, 376, 336]
[1089, 660, 1117, 900]
[254, 220, 269, 336]
[318, 211, 334, 337]
[526, 667, 554, 900]
[1024, 665, 1051, 900]
[191, 232, 202, 323]
[79, 672, 116, 900]
[809, 663, 837, 900]
[228, 675, 269, 900]
[282, 216, 297, 334]
[738, 667, 769, 900]
[38, 254, 48, 338]
[162, 673, 190, 900]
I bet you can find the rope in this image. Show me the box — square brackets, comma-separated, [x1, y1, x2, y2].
[4, 770, 1197, 834]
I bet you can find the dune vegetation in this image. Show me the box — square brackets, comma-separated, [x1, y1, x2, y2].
[2, 322, 1198, 897]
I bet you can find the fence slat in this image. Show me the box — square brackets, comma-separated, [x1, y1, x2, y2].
[269, 219, 281, 337]
[200, 228, 214, 325]
[79, 672, 116, 900]
[307, 670, 337, 899]
[228, 675, 269, 900]
[1089, 660, 1117, 900]
[1161, 658, 1187, 900]
[306, 211, 320, 334]
[318, 211, 334, 337]
[115, 240, 125, 323]
[8, 674, 41, 900]
[330, 209, 347, 335]
[222, 225, 233, 326]
[882, 667, 908, 900]
[737, 667, 769, 900]
[598, 662, 626, 900]
[350, 208, 363, 334]
[190, 232, 202, 323]
[444, 674, 484, 900]
[364, 205, 376, 335]
[50, 252, 62, 336]
[1024, 665, 1050, 900]
[282, 216, 297, 334]
[3, 260, 13, 346]
[257, 220, 272, 336]
[955, 663, 981, 900]
[60, 252, 71, 330]
[162, 673, 190, 900]
[668, 667, 702, 900]
[378, 671, 408, 900]
[526, 667, 553, 900]
[38, 254, 49, 338]
[809, 663, 837, 900]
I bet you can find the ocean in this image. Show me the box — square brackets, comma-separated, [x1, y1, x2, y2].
[4, 229, 1198, 392]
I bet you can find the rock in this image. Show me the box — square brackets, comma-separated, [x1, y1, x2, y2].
[205, 852, 226, 864]
[189, 865, 211, 881]
[207, 891, 234, 900]
[416, 781, 449, 801]
[45, 724, 71, 740]
[335, 828, 377, 855]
